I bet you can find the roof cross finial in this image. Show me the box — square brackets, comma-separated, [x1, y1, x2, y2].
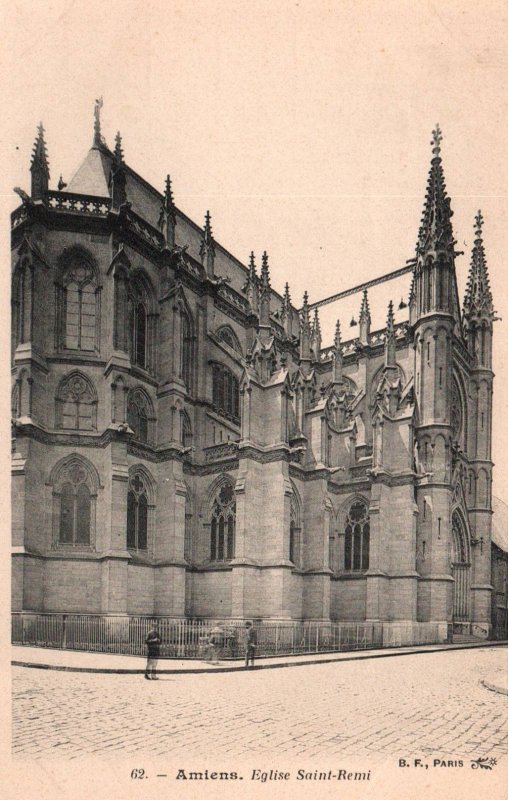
[431, 124, 443, 157]
[93, 97, 103, 147]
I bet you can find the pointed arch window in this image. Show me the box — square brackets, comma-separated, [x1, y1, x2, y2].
[127, 473, 149, 551]
[212, 363, 240, 422]
[51, 455, 99, 549]
[180, 410, 192, 448]
[128, 273, 157, 374]
[289, 493, 301, 566]
[12, 260, 33, 351]
[181, 306, 195, 394]
[344, 500, 370, 571]
[56, 372, 97, 430]
[127, 387, 154, 444]
[56, 249, 99, 353]
[210, 483, 236, 562]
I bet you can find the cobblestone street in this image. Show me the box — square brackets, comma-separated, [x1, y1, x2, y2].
[12, 647, 508, 762]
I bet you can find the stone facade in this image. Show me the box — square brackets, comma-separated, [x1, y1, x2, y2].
[11, 117, 496, 633]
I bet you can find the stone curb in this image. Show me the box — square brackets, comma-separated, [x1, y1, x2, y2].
[12, 641, 507, 675]
[481, 679, 508, 696]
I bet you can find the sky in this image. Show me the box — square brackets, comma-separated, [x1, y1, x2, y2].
[2, 0, 508, 498]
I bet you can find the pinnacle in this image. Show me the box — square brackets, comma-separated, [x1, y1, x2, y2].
[417, 126, 454, 255]
[312, 307, 321, 334]
[463, 209, 493, 319]
[114, 131, 124, 163]
[386, 299, 395, 331]
[248, 251, 257, 278]
[164, 174, 175, 209]
[260, 251, 271, 289]
[283, 281, 291, 306]
[334, 319, 342, 348]
[203, 210, 213, 241]
[31, 122, 50, 176]
[359, 288, 371, 323]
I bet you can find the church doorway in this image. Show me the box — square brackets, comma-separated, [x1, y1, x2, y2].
[451, 510, 471, 631]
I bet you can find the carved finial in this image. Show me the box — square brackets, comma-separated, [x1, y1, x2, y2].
[431, 124, 443, 157]
[200, 210, 215, 276]
[30, 123, 50, 199]
[463, 209, 494, 323]
[312, 307, 321, 335]
[387, 300, 395, 331]
[114, 131, 124, 163]
[283, 282, 291, 306]
[260, 251, 271, 291]
[334, 319, 342, 349]
[93, 97, 103, 147]
[359, 288, 371, 323]
[475, 209, 484, 238]
[159, 174, 176, 246]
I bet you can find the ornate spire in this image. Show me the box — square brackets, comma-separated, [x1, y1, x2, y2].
[385, 300, 396, 367]
[300, 291, 312, 369]
[114, 131, 124, 164]
[30, 123, 50, 199]
[334, 319, 342, 350]
[260, 251, 271, 294]
[358, 289, 371, 345]
[109, 131, 127, 209]
[249, 251, 258, 281]
[93, 97, 103, 148]
[159, 175, 177, 248]
[311, 307, 322, 361]
[333, 319, 343, 385]
[282, 282, 291, 309]
[463, 210, 494, 321]
[416, 125, 455, 256]
[244, 251, 259, 315]
[258, 251, 271, 331]
[200, 210, 215, 276]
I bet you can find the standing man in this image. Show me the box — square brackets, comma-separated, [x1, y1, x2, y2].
[145, 625, 161, 680]
[245, 621, 257, 668]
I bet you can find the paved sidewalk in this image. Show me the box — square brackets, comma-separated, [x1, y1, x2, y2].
[12, 639, 507, 673]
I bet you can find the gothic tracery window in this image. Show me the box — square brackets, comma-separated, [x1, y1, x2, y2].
[451, 377, 463, 441]
[344, 500, 370, 571]
[127, 388, 153, 444]
[289, 494, 301, 566]
[210, 483, 236, 562]
[212, 364, 240, 422]
[51, 456, 98, 549]
[181, 307, 194, 394]
[56, 372, 97, 430]
[127, 472, 149, 551]
[128, 273, 157, 373]
[56, 249, 99, 352]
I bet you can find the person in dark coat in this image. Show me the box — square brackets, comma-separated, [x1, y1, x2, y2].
[145, 626, 161, 680]
[245, 621, 257, 668]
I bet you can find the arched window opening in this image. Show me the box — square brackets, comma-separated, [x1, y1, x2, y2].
[181, 410, 192, 448]
[216, 325, 242, 355]
[128, 272, 157, 374]
[344, 500, 369, 571]
[210, 483, 236, 562]
[181, 308, 194, 394]
[56, 251, 99, 352]
[212, 364, 240, 422]
[184, 492, 193, 562]
[127, 388, 153, 444]
[53, 458, 96, 547]
[56, 373, 97, 431]
[289, 493, 301, 566]
[12, 264, 32, 349]
[127, 473, 149, 551]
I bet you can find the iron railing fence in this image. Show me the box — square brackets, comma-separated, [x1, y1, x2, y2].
[12, 613, 449, 659]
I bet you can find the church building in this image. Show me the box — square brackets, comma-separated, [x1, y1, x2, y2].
[11, 108, 496, 638]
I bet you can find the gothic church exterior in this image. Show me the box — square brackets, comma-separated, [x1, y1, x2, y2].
[11, 113, 495, 637]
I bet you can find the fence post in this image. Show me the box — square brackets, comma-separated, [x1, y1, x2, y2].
[62, 615, 67, 649]
[275, 624, 279, 656]
[315, 623, 319, 653]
